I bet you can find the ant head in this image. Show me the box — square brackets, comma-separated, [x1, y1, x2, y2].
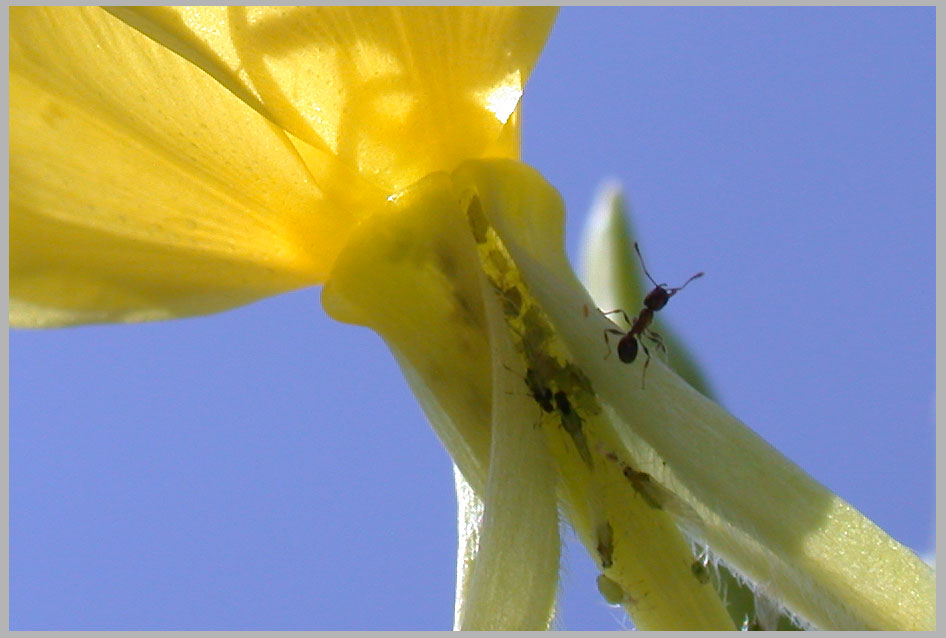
[643, 286, 670, 311]
[634, 242, 704, 307]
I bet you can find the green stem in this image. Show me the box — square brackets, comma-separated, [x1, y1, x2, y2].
[462, 158, 934, 630]
[511, 219, 935, 630]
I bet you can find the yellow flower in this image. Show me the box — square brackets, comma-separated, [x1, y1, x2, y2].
[10, 6, 934, 630]
[10, 6, 547, 325]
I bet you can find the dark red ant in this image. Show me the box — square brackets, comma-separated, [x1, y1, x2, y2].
[603, 242, 703, 383]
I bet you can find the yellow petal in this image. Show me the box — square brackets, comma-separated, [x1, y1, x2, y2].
[109, 6, 557, 193]
[10, 7, 362, 326]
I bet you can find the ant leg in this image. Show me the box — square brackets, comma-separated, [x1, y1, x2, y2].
[646, 330, 667, 354]
[639, 341, 652, 389]
[603, 328, 625, 359]
[645, 333, 669, 365]
[602, 308, 634, 327]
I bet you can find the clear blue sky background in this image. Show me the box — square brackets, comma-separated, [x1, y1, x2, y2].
[10, 7, 934, 630]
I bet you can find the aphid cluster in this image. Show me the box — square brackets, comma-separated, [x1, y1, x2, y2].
[466, 197, 598, 468]
[603, 242, 703, 386]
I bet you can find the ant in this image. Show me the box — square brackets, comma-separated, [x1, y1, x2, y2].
[603, 242, 703, 383]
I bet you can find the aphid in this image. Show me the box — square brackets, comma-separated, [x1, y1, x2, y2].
[504, 363, 555, 414]
[599, 449, 671, 510]
[488, 279, 523, 318]
[485, 248, 514, 279]
[595, 521, 615, 569]
[598, 445, 708, 538]
[525, 367, 555, 413]
[552, 361, 600, 416]
[622, 466, 666, 510]
[467, 196, 489, 244]
[554, 390, 594, 467]
[691, 557, 711, 585]
[519, 305, 554, 361]
[596, 574, 626, 606]
[603, 242, 703, 385]
[506, 360, 595, 466]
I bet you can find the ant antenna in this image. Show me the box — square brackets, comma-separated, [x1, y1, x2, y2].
[633, 242, 661, 288]
[667, 271, 705, 296]
[636, 241, 705, 296]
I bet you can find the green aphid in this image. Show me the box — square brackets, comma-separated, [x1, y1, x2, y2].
[554, 391, 594, 468]
[524, 367, 555, 414]
[485, 248, 512, 278]
[466, 196, 489, 244]
[564, 362, 594, 392]
[596, 573, 626, 606]
[691, 558, 711, 585]
[552, 361, 600, 416]
[623, 469, 704, 533]
[519, 305, 554, 357]
[486, 275, 522, 319]
[524, 349, 560, 383]
[498, 285, 522, 318]
[623, 467, 665, 510]
[595, 521, 615, 569]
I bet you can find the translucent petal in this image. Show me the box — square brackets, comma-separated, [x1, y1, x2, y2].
[10, 7, 363, 326]
[109, 6, 557, 193]
[457, 286, 560, 630]
[453, 467, 484, 630]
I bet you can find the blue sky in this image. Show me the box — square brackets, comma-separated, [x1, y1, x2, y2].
[10, 7, 934, 630]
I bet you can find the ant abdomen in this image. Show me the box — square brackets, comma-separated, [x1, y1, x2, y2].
[617, 336, 639, 364]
